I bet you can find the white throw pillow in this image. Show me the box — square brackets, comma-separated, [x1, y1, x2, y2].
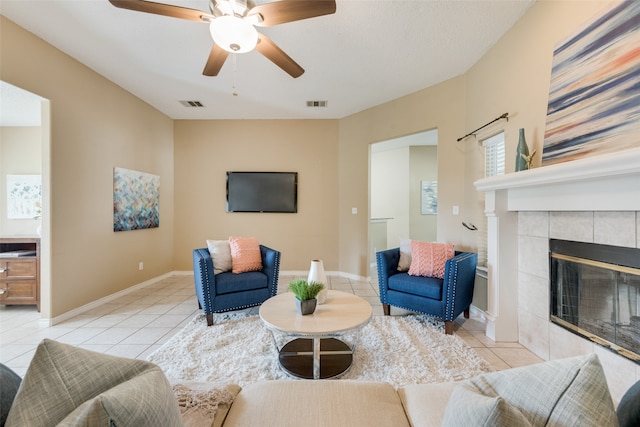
[206, 240, 232, 275]
[397, 239, 412, 271]
[442, 354, 618, 427]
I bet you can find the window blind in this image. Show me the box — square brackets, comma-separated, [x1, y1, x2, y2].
[478, 132, 505, 266]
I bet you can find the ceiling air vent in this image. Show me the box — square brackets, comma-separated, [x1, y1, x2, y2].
[306, 100, 327, 108]
[179, 100, 205, 108]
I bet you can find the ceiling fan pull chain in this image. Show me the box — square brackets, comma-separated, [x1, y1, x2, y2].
[232, 53, 238, 96]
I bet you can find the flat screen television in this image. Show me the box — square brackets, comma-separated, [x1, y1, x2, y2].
[226, 172, 298, 213]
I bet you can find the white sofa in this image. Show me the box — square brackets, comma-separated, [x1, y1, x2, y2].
[3, 339, 636, 427]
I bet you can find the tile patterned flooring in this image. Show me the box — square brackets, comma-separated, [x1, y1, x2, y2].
[0, 274, 542, 377]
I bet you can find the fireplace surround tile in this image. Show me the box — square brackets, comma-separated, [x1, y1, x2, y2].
[594, 211, 637, 247]
[595, 345, 639, 405]
[518, 211, 549, 238]
[549, 323, 594, 360]
[518, 308, 549, 360]
[517, 235, 548, 279]
[549, 211, 594, 242]
[518, 271, 548, 320]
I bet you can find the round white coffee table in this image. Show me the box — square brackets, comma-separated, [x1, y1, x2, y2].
[259, 290, 372, 379]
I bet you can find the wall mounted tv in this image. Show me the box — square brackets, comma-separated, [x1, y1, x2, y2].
[226, 172, 298, 213]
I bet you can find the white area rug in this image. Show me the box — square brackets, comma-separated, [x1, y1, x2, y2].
[148, 313, 492, 388]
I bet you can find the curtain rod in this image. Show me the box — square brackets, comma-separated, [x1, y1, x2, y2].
[457, 113, 509, 142]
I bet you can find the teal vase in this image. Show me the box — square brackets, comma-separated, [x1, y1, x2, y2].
[515, 128, 529, 172]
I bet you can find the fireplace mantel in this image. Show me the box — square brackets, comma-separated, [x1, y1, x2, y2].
[475, 147, 640, 212]
[474, 147, 640, 342]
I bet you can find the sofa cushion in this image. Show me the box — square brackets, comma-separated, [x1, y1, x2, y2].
[441, 354, 618, 427]
[408, 241, 455, 278]
[0, 364, 21, 427]
[223, 380, 410, 427]
[442, 384, 531, 426]
[215, 271, 268, 294]
[388, 272, 443, 300]
[5, 339, 182, 427]
[398, 381, 458, 427]
[229, 236, 262, 274]
[207, 239, 232, 274]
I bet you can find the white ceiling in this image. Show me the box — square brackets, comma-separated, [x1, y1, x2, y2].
[0, 0, 534, 122]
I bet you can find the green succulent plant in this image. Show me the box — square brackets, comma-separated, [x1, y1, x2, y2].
[288, 279, 325, 301]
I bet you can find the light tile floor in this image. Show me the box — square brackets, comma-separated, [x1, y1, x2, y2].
[0, 274, 542, 377]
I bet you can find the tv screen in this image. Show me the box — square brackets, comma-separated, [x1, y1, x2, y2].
[226, 172, 298, 213]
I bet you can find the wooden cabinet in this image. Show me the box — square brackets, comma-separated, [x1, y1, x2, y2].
[0, 237, 40, 311]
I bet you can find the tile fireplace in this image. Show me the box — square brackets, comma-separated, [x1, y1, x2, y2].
[549, 239, 640, 363]
[475, 147, 640, 402]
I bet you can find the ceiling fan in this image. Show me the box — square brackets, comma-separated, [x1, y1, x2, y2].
[108, 0, 337, 78]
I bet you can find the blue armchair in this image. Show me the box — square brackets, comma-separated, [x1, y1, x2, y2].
[376, 248, 477, 334]
[193, 245, 281, 326]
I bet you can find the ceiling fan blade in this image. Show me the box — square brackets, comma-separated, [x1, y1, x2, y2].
[203, 44, 229, 76]
[255, 34, 304, 78]
[251, 0, 336, 27]
[108, 0, 212, 23]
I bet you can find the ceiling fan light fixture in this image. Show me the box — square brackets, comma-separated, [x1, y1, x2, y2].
[209, 15, 258, 53]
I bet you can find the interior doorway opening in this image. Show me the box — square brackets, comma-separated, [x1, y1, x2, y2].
[368, 129, 438, 280]
[0, 81, 52, 322]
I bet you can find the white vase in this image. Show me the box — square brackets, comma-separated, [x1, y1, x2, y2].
[307, 259, 328, 304]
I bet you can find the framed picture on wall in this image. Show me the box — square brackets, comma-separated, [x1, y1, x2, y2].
[421, 180, 437, 215]
[113, 167, 160, 232]
[7, 174, 41, 219]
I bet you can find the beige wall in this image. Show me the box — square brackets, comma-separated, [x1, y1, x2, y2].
[173, 119, 339, 271]
[1, 0, 623, 317]
[463, 1, 616, 234]
[338, 77, 469, 275]
[1, 16, 175, 318]
[0, 126, 42, 236]
[409, 145, 437, 242]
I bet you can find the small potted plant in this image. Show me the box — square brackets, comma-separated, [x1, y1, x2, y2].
[288, 279, 325, 315]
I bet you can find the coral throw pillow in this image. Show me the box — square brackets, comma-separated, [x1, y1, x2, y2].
[229, 236, 262, 274]
[408, 241, 455, 278]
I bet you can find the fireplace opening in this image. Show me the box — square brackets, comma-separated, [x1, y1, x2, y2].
[550, 239, 640, 363]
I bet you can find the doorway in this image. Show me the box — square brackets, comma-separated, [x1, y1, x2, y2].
[0, 81, 52, 322]
[368, 129, 438, 280]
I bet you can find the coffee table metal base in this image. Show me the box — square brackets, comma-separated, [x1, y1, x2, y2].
[278, 337, 353, 379]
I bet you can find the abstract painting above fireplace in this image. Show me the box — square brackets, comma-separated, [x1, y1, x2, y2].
[550, 239, 640, 364]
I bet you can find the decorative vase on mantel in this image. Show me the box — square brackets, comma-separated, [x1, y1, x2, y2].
[295, 298, 317, 315]
[308, 259, 328, 304]
[515, 128, 530, 172]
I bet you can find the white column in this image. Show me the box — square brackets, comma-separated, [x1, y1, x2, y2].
[484, 189, 519, 342]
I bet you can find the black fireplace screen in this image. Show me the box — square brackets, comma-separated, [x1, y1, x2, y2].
[550, 239, 640, 363]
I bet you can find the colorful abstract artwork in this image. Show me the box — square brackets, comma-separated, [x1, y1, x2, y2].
[542, 1, 640, 165]
[113, 167, 160, 232]
[7, 175, 41, 219]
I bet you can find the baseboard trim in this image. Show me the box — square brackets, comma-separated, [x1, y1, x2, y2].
[40, 269, 371, 327]
[43, 272, 175, 327]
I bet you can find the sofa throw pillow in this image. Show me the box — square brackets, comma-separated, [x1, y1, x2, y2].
[229, 236, 262, 274]
[5, 339, 182, 427]
[1, 363, 22, 426]
[442, 385, 531, 427]
[441, 354, 618, 427]
[408, 241, 455, 278]
[397, 239, 412, 271]
[206, 239, 232, 275]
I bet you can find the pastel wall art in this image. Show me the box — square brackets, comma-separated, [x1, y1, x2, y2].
[7, 174, 41, 219]
[113, 167, 160, 232]
[542, 1, 640, 165]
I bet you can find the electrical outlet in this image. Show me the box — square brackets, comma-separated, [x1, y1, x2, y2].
[453, 205, 459, 215]
[352, 207, 358, 214]
[138, 262, 144, 271]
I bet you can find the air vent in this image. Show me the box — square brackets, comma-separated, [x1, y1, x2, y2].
[179, 100, 205, 108]
[306, 100, 328, 108]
